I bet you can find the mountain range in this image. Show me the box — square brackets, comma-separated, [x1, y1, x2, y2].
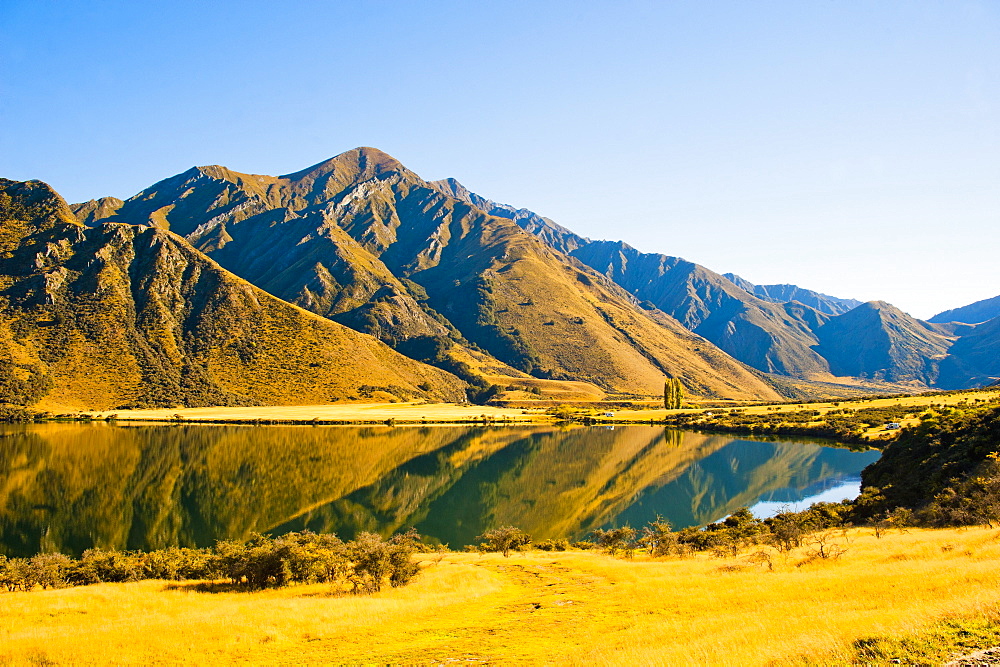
[1, 147, 996, 409]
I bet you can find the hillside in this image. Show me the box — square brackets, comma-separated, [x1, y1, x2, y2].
[813, 301, 954, 384]
[0, 178, 465, 410]
[722, 273, 862, 315]
[80, 148, 780, 401]
[935, 315, 1000, 388]
[930, 294, 1000, 324]
[860, 404, 1000, 513]
[436, 179, 994, 391]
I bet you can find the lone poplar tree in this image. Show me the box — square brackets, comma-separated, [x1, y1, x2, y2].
[663, 377, 684, 410]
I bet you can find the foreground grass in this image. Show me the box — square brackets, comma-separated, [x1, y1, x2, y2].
[2, 527, 999, 665]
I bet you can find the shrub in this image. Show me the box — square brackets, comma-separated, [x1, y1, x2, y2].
[346, 529, 422, 593]
[476, 526, 531, 557]
[640, 517, 678, 557]
[68, 549, 143, 585]
[533, 538, 569, 552]
[592, 526, 638, 557]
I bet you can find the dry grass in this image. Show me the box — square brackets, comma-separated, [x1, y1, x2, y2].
[77, 388, 1000, 426]
[602, 388, 1000, 434]
[2, 527, 999, 665]
[81, 401, 545, 423]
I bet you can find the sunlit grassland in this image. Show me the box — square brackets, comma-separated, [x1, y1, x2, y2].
[2, 527, 998, 665]
[76, 388, 1000, 427]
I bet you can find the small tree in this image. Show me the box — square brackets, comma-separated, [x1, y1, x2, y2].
[592, 526, 638, 557]
[640, 516, 677, 557]
[476, 526, 531, 557]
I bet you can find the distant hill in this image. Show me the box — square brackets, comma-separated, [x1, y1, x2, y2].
[935, 314, 1000, 388]
[0, 178, 465, 410]
[79, 148, 780, 401]
[929, 294, 1000, 324]
[721, 273, 862, 316]
[813, 301, 952, 384]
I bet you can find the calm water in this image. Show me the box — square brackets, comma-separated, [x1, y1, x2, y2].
[0, 423, 879, 556]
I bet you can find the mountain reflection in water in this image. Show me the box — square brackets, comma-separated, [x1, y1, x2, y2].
[0, 423, 878, 556]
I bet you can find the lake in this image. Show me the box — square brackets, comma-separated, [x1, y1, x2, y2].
[0, 423, 879, 556]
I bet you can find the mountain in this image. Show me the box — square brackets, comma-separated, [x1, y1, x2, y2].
[434, 185, 835, 377]
[0, 178, 465, 410]
[440, 179, 994, 390]
[64, 147, 994, 395]
[813, 301, 953, 384]
[566, 241, 833, 376]
[80, 148, 780, 401]
[721, 273, 862, 316]
[929, 294, 1000, 325]
[69, 196, 124, 226]
[935, 314, 1000, 388]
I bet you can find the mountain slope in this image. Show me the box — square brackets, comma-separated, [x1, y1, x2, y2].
[722, 273, 862, 316]
[813, 301, 953, 384]
[936, 315, 1000, 388]
[567, 241, 832, 376]
[0, 178, 465, 410]
[929, 294, 1000, 325]
[440, 179, 994, 390]
[438, 182, 836, 378]
[84, 148, 780, 400]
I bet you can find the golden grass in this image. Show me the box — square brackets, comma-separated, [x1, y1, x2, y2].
[600, 388, 1000, 437]
[77, 388, 1000, 426]
[2, 527, 999, 665]
[81, 401, 545, 423]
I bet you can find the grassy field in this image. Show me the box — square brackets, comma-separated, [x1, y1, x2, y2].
[76, 387, 1000, 431]
[3, 527, 999, 665]
[81, 402, 547, 424]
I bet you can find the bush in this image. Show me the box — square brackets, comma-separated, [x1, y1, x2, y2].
[347, 529, 421, 593]
[476, 526, 531, 557]
[592, 526, 638, 557]
[640, 517, 678, 557]
[68, 549, 143, 585]
[533, 538, 569, 552]
[1, 530, 422, 596]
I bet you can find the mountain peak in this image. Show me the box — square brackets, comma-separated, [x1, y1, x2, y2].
[279, 146, 405, 182]
[0, 178, 81, 247]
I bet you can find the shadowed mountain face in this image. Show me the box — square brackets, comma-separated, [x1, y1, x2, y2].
[0, 423, 879, 556]
[935, 315, 1000, 388]
[80, 148, 779, 400]
[930, 294, 1000, 325]
[438, 179, 993, 390]
[567, 241, 832, 376]
[0, 178, 465, 410]
[814, 301, 953, 384]
[722, 273, 862, 316]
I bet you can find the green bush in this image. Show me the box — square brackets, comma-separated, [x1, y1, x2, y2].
[476, 526, 531, 557]
[533, 538, 569, 552]
[1, 530, 422, 595]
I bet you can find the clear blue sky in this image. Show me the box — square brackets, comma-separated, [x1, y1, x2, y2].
[2, 0, 997, 319]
